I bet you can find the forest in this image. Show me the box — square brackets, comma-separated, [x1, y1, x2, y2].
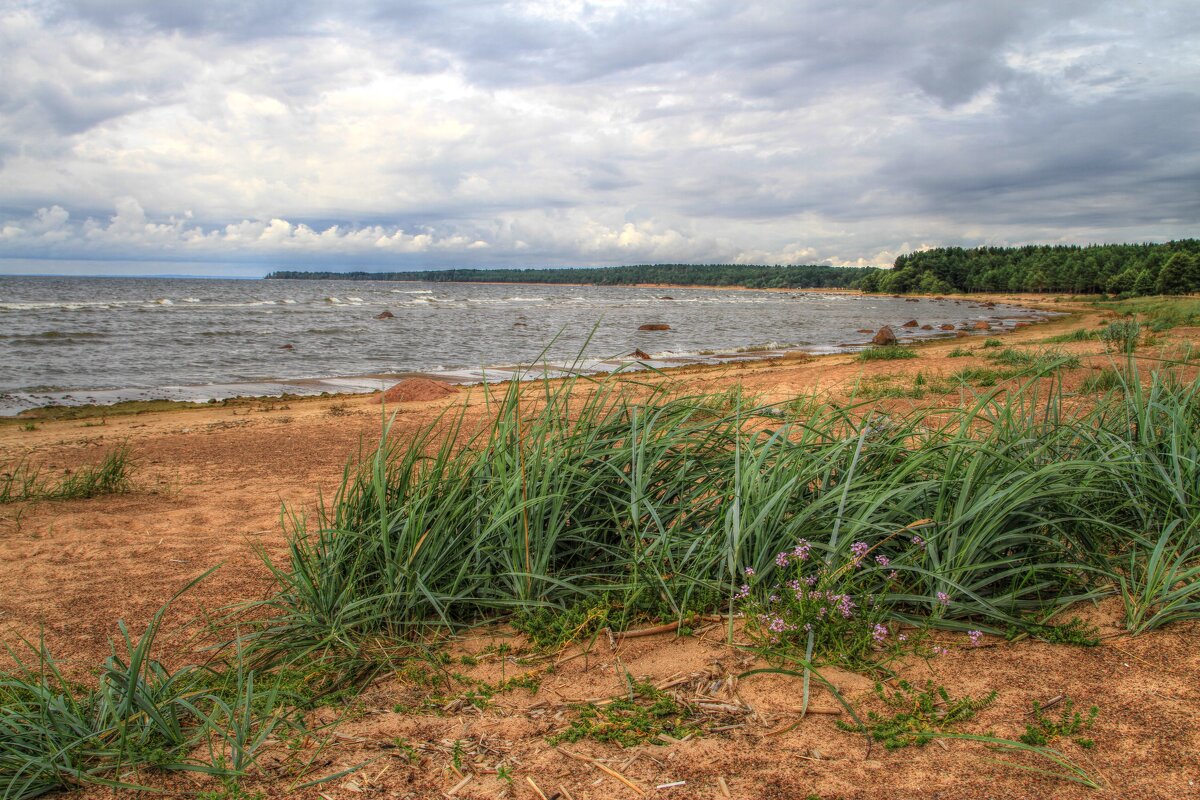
[866, 240, 1200, 296]
[267, 240, 1200, 296]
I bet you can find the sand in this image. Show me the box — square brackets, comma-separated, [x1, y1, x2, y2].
[2, 293, 1198, 799]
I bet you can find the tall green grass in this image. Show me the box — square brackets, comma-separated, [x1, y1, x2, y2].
[245, 366, 1200, 667]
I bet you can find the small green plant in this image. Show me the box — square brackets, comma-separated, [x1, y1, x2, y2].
[857, 345, 917, 362]
[392, 737, 421, 765]
[1100, 320, 1140, 352]
[947, 347, 972, 358]
[837, 680, 997, 749]
[496, 764, 513, 784]
[513, 599, 616, 650]
[1006, 617, 1099, 647]
[1043, 328, 1097, 344]
[982, 338, 1003, 349]
[1019, 698, 1098, 749]
[547, 681, 699, 747]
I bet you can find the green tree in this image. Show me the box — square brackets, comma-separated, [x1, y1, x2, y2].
[1155, 253, 1195, 295]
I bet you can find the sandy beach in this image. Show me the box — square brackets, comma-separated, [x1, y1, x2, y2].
[2, 292, 1198, 799]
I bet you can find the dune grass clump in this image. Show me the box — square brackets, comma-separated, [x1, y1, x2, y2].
[0, 446, 134, 504]
[857, 346, 917, 362]
[242, 364, 1200, 678]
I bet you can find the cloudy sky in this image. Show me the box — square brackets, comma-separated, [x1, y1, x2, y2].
[0, 1, 1197, 276]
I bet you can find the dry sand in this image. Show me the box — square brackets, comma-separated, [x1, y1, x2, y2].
[2, 293, 1198, 799]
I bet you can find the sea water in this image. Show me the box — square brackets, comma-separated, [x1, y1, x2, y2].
[0, 276, 1054, 415]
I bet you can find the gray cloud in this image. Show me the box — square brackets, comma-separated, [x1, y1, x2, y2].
[1, 0, 1197, 274]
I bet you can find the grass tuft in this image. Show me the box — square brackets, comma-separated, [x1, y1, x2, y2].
[857, 346, 917, 362]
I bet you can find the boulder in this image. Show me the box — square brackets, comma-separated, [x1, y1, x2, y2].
[639, 323, 671, 331]
[901, 319, 919, 328]
[920, 324, 934, 330]
[632, 349, 652, 360]
[871, 326, 897, 346]
[375, 310, 395, 319]
[278, 344, 294, 350]
[856, 328, 874, 334]
[973, 321, 991, 330]
[376, 378, 459, 404]
[955, 330, 970, 338]
[905, 298, 920, 303]
[939, 324, 956, 331]
[659, 296, 674, 300]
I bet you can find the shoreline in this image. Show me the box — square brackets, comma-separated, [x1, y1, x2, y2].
[3, 291, 1074, 422]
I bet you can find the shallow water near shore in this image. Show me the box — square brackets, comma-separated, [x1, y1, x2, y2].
[0, 276, 1055, 415]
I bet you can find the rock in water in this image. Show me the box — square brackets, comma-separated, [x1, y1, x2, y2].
[920, 324, 934, 330]
[901, 319, 919, 328]
[940, 324, 956, 330]
[632, 349, 652, 359]
[377, 379, 459, 404]
[872, 326, 897, 345]
[375, 310, 395, 319]
[639, 323, 671, 331]
[973, 321, 991, 330]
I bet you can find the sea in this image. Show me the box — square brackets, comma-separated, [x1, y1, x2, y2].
[0, 276, 1056, 416]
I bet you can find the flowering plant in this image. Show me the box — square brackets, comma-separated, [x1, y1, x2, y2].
[738, 539, 894, 666]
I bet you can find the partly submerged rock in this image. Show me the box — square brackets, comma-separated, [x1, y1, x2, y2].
[872, 326, 898, 346]
[901, 319, 919, 328]
[375, 310, 395, 319]
[639, 323, 671, 331]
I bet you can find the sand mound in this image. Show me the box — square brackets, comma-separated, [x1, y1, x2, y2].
[376, 378, 459, 404]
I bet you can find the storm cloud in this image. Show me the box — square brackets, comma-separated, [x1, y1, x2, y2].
[1, 0, 1197, 275]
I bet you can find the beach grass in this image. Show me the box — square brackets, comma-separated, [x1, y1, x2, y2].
[236, 362, 1200, 672]
[857, 345, 918, 361]
[0, 446, 134, 504]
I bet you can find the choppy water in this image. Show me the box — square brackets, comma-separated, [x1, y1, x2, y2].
[0, 276, 1054, 415]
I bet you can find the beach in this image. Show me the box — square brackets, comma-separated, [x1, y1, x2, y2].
[3, 292, 1199, 799]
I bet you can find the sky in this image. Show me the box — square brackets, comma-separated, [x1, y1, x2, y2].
[0, 1, 1197, 277]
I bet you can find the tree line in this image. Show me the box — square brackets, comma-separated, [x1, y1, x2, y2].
[265, 263, 874, 289]
[863, 240, 1200, 296]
